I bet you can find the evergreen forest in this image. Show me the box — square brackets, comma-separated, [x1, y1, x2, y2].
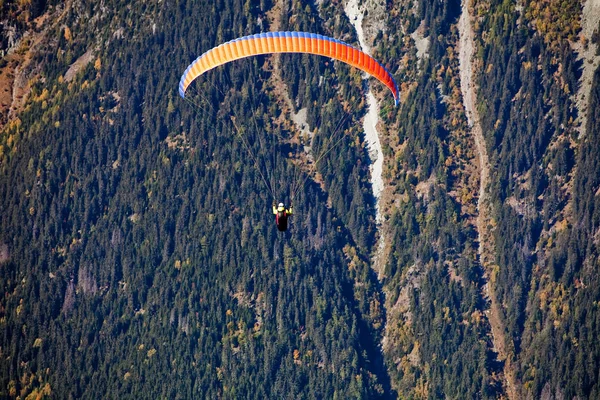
[1, 0, 599, 398]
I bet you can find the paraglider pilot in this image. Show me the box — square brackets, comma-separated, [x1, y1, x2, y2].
[273, 202, 293, 231]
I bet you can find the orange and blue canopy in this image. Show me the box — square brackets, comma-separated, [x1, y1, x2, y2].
[179, 31, 399, 105]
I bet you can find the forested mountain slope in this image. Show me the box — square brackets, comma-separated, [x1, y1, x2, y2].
[0, 0, 393, 397]
[1, 0, 599, 399]
[378, 0, 600, 398]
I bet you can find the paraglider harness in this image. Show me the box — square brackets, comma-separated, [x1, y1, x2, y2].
[273, 203, 293, 232]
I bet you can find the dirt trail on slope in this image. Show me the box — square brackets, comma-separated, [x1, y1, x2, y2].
[458, 0, 520, 398]
[263, 0, 327, 193]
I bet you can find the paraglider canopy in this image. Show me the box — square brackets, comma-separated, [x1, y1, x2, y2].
[178, 31, 399, 215]
[179, 31, 399, 106]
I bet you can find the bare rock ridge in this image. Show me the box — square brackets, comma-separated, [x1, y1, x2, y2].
[576, 0, 600, 137]
[1, 1, 74, 127]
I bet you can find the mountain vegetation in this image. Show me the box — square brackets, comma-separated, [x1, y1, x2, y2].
[1, 0, 599, 398]
[378, 0, 600, 398]
[0, 0, 392, 397]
